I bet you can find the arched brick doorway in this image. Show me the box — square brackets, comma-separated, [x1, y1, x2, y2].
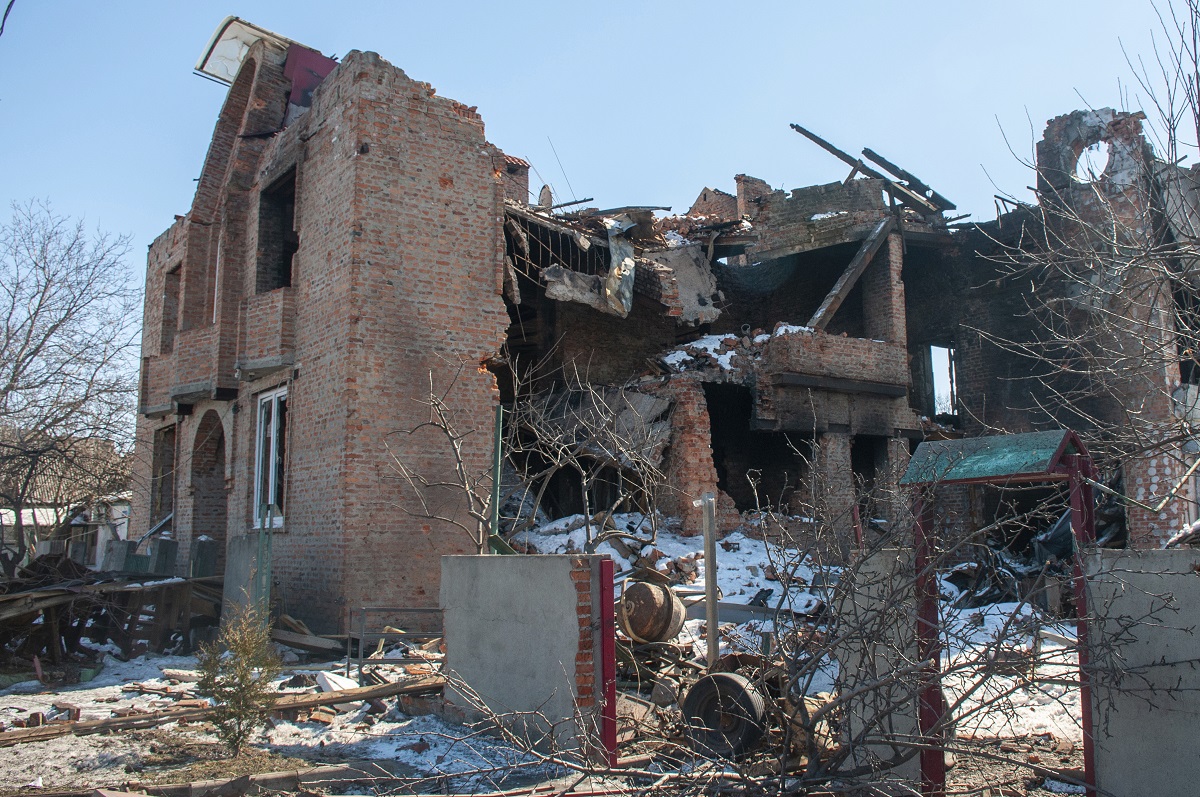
[191, 410, 228, 576]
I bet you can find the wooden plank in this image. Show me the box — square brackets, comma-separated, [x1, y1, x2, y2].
[271, 628, 344, 653]
[861, 147, 956, 211]
[0, 675, 445, 748]
[789, 124, 940, 214]
[775, 371, 908, 398]
[805, 215, 896, 331]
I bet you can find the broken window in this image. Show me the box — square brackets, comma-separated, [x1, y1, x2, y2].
[256, 169, 297, 294]
[150, 425, 177, 523]
[160, 264, 181, 354]
[931, 345, 957, 415]
[912, 344, 957, 418]
[254, 386, 288, 526]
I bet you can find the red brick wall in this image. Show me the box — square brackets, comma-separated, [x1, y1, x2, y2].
[133, 47, 513, 631]
[654, 377, 741, 535]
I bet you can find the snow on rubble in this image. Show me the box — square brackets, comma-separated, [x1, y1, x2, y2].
[0, 514, 1085, 790]
[659, 322, 814, 372]
[517, 512, 1084, 742]
[512, 511, 824, 613]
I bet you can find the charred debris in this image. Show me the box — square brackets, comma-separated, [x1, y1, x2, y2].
[496, 123, 960, 557]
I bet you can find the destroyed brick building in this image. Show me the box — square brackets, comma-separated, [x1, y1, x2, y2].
[130, 19, 1200, 631]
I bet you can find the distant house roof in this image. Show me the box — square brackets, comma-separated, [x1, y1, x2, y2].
[0, 434, 130, 509]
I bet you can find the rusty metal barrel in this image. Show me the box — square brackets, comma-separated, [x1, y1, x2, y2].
[618, 581, 686, 643]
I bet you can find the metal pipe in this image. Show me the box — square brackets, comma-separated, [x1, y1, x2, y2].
[700, 493, 718, 668]
[599, 558, 617, 766]
[1068, 456, 1098, 797]
[913, 494, 946, 797]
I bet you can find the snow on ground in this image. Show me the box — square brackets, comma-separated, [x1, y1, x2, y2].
[264, 706, 553, 790]
[0, 517, 1087, 789]
[942, 601, 1082, 741]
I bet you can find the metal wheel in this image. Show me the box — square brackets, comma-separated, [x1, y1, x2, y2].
[680, 671, 767, 757]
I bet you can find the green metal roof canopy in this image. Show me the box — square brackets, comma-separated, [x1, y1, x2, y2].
[900, 429, 1085, 486]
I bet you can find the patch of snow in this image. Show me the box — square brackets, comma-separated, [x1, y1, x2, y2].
[809, 210, 848, 221]
[689, 334, 735, 352]
[663, 230, 690, 248]
[517, 515, 827, 615]
[1164, 517, 1200, 548]
[773, 323, 813, 337]
[1043, 779, 1087, 794]
[753, 333, 771, 344]
[264, 707, 555, 791]
[661, 334, 740, 372]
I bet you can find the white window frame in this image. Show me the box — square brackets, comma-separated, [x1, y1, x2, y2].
[254, 386, 288, 528]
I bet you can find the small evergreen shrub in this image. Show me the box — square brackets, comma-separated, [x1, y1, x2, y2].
[196, 602, 281, 755]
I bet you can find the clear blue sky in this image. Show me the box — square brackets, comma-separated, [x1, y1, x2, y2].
[0, 1, 1176, 271]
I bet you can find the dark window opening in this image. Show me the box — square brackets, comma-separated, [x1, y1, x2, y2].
[151, 425, 177, 523]
[1176, 284, 1200, 385]
[712, 243, 867, 338]
[257, 170, 297, 294]
[524, 460, 649, 521]
[160, 265, 181, 354]
[978, 483, 1065, 554]
[704, 383, 811, 512]
[851, 435, 888, 522]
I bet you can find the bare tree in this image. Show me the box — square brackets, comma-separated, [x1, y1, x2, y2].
[386, 353, 674, 557]
[946, 3, 1200, 551]
[0, 200, 140, 577]
[501, 360, 672, 553]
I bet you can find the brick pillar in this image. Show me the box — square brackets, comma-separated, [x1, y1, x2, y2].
[657, 377, 740, 535]
[817, 431, 856, 556]
[862, 232, 906, 343]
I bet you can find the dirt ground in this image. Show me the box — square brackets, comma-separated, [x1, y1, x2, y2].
[949, 734, 1087, 796]
[0, 729, 1090, 796]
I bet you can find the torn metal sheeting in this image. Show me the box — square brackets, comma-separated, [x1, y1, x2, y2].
[602, 215, 637, 317]
[646, 244, 722, 325]
[900, 429, 1083, 486]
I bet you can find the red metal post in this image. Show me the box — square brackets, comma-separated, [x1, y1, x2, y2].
[914, 493, 946, 797]
[598, 557, 617, 766]
[1066, 455, 1098, 797]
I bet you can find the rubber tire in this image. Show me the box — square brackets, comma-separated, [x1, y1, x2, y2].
[680, 672, 767, 757]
